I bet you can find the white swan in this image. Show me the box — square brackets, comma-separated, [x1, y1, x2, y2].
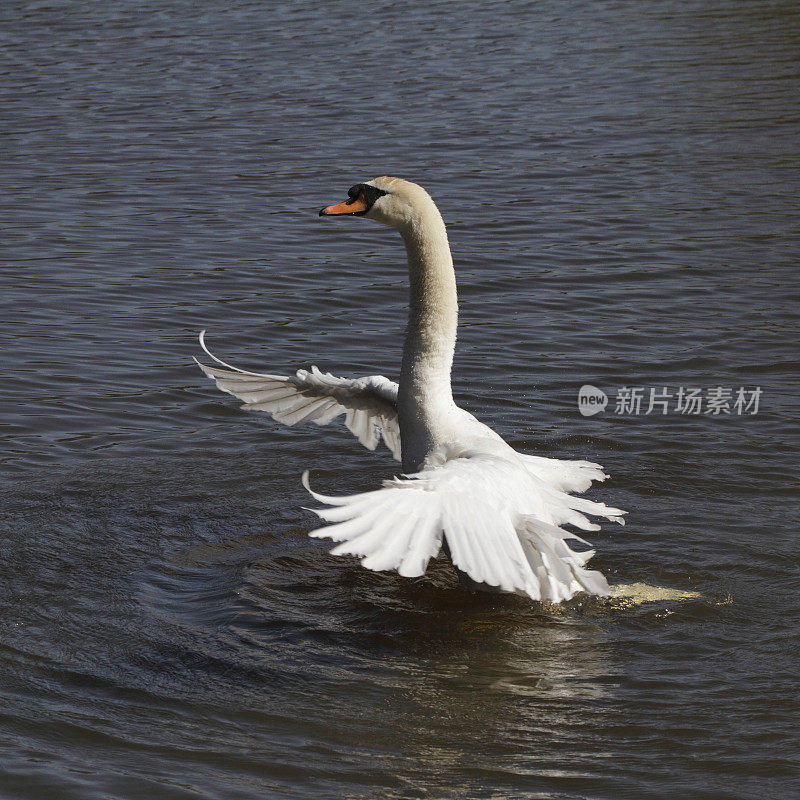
[196, 177, 625, 603]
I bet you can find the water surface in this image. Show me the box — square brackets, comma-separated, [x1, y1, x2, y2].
[1, 1, 799, 798]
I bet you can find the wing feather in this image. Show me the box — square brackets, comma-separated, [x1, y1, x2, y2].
[397, 510, 440, 578]
[195, 331, 401, 460]
[303, 449, 621, 602]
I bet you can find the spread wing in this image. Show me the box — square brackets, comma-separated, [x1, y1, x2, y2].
[194, 331, 401, 460]
[303, 449, 625, 603]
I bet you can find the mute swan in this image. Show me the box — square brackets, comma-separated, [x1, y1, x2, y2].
[196, 177, 625, 603]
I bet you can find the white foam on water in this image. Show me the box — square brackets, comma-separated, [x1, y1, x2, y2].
[607, 582, 702, 607]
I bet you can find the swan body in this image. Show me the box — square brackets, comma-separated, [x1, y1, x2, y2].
[196, 177, 625, 603]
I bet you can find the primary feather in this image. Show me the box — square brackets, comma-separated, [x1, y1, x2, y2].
[196, 330, 401, 459]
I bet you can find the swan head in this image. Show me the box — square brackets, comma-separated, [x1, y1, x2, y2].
[319, 177, 438, 231]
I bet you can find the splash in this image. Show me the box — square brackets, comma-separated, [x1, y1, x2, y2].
[607, 582, 702, 607]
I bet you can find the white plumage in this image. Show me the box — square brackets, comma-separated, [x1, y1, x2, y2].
[195, 330, 401, 459]
[196, 176, 625, 603]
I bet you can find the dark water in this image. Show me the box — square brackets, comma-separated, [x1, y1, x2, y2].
[2, 1, 799, 798]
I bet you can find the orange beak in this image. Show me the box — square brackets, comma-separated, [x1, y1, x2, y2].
[319, 193, 368, 217]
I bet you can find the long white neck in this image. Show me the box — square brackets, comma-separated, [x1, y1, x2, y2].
[397, 205, 458, 471]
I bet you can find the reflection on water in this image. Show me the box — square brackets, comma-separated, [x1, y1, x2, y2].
[135, 521, 736, 798]
[143, 526, 624, 794]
